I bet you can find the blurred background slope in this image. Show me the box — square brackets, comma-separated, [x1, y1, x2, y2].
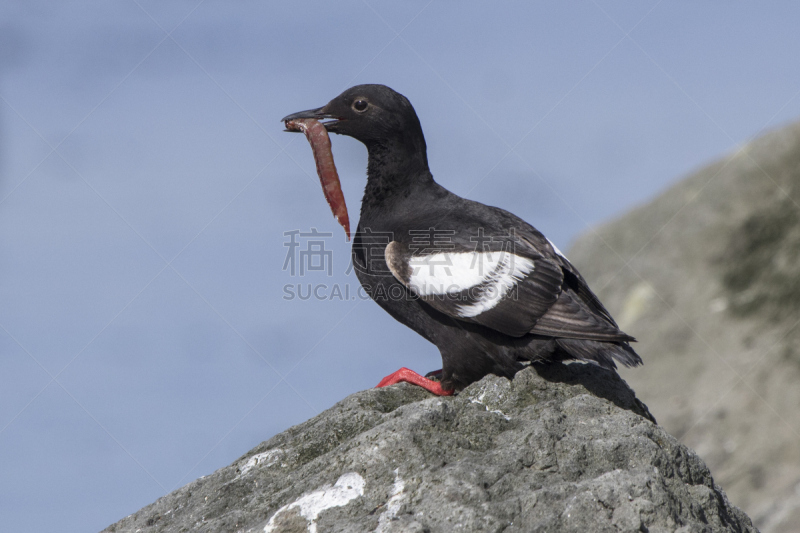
[1, 2, 799, 532]
[569, 120, 800, 533]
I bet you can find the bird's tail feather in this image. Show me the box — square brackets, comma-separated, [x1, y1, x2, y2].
[555, 338, 643, 369]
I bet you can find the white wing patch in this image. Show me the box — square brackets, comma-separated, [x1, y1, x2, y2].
[406, 252, 495, 295]
[406, 251, 535, 317]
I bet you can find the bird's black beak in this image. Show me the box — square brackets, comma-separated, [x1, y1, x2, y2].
[281, 106, 326, 122]
[281, 106, 342, 132]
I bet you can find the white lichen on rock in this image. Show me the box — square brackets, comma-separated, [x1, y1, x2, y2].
[375, 469, 406, 533]
[238, 448, 283, 477]
[262, 472, 365, 533]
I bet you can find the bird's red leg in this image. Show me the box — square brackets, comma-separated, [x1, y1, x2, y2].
[376, 367, 454, 396]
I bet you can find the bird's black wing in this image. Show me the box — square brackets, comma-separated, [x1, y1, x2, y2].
[383, 234, 563, 337]
[516, 228, 634, 342]
[384, 204, 633, 342]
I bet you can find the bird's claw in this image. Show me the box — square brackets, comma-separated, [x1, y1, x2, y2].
[376, 367, 454, 396]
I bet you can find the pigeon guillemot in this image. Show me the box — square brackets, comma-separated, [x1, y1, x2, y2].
[282, 84, 641, 395]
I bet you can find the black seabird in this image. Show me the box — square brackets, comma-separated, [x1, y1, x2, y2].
[282, 84, 641, 395]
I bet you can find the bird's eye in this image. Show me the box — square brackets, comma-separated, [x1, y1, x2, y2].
[352, 99, 368, 112]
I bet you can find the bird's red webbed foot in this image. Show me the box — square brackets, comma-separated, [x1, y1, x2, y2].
[376, 367, 454, 396]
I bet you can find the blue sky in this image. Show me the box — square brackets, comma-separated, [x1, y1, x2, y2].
[2, 2, 800, 531]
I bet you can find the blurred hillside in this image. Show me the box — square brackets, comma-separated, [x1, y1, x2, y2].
[569, 119, 800, 533]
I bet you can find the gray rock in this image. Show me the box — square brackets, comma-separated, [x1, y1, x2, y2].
[102, 364, 755, 533]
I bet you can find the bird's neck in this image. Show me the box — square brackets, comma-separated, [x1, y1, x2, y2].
[362, 138, 433, 212]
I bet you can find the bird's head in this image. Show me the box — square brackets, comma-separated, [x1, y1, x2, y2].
[282, 84, 425, 150]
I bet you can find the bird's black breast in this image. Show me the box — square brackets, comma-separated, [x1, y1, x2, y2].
[352, 223, 453, 345]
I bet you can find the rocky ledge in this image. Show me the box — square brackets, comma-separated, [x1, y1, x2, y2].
[103, 363, 756, 532]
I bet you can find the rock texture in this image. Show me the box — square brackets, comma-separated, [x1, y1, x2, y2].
[103, 364, 755, 533]
[567, 120, 800, 533]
